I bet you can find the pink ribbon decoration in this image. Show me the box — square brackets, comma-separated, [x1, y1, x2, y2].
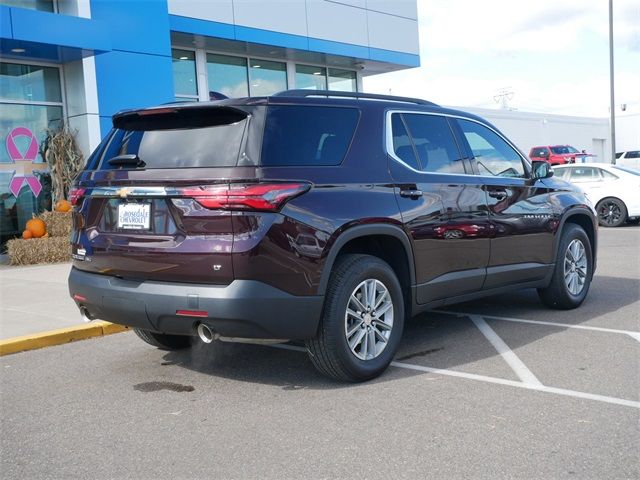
[9, 175, 43, 197]
[5, 126, 43, 197]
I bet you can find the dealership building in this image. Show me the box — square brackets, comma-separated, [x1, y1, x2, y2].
[0, 0, 419, 246]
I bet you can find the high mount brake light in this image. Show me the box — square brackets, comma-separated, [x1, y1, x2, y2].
[68, 187, 86, 206]
[179, 183, 310, 211]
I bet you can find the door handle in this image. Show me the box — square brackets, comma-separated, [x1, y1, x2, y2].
[487, 188, 507, 200]
[400, 189, 423, 199]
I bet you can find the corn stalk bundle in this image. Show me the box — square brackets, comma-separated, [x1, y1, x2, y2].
[40, 124, 84, 204]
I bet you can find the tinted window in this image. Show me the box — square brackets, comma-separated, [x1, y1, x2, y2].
[96, 108, 250, 169]
[390, 113, 420, 170]
[458, 119, 525, 178]
[531, 147, 549, 158]
[401, 114, 464, 174]
[553, 168, 570, 179]
[626, 151, 640, 159]
[261, 106, 358, 166]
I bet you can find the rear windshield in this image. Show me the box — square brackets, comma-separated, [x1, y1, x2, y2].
[90, 107, 250, 170]
[261, 105, 359, 166]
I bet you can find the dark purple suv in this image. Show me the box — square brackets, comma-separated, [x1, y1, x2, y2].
[68, 90, 597, 381]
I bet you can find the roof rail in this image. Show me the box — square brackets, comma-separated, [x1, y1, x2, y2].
[272, 89, 438, 106]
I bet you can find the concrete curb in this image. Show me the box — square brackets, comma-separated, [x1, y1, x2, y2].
[0, 321, 130, 356]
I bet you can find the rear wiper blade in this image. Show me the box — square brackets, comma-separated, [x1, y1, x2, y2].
[107, 154, 146, 168]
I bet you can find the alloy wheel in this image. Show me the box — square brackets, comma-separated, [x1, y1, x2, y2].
[344, 279, 394, 361]
[598, 200, 622, 226]
[564, 239, 588, 295]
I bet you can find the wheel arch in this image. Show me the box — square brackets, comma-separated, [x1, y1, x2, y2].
[554, 207, 597, 273]
[317, 224, 415, 298]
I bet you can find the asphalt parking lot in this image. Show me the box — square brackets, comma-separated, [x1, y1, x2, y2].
[1, 226, 638, 479]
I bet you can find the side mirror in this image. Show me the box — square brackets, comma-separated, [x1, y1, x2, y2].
[532, 160, 554, 179]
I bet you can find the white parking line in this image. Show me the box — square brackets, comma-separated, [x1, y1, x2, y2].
[270, 344, 640, 409]
[391, 361, 640, 409]
[468, 314, 543, 386]
[432, 309, 640, 343]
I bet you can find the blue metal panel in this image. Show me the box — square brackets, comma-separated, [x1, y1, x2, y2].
[308, 38, 369, 60]
[9, 8, 110, 52]
[90, 0, 170, 56]
[94, 50, 174, 122]
[0, 6, 12, 39]
[369, 47, 420, 67]
[234, 25, 309, 50]
[170, 15, 235, 41]
[99, 116, 113, 139]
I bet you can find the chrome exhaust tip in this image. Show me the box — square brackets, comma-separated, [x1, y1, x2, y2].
[79, 307, 93, 323]
[197, 323, 214, 344]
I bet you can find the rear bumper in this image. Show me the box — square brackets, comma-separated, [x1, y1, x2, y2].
[68, 268, 323, 340]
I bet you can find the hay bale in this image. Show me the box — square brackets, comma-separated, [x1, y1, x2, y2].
[7, 236, 71, 265]
[38, 211, 72, 238]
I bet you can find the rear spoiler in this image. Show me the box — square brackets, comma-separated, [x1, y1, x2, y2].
[112, 105, 250, 131]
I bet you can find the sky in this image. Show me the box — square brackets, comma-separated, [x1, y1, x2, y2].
[363, 0, 640, 118]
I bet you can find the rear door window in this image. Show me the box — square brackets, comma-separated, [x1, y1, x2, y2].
[388, 113, 465, 174]
[570, 167, 601, 182]
[260, 105, 359, 166]
[401, 114, 465, 174]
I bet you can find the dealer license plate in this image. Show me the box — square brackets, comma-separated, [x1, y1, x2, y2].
[117, 202, 151, 230]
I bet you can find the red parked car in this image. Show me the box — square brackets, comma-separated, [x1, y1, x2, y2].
[529, 145, 591, 165]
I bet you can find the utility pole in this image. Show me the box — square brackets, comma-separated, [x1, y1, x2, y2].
[609, 0, 616, 164]
[494, 87, 514, 110]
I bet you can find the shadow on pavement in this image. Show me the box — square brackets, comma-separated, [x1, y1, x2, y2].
[162, 274, 638, 390]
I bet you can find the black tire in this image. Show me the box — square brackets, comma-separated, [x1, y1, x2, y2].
[306, 254, 405, 382]
[538, 224, 593, 310]
[134, 328, 193, 351]
[596, 197, 627, 227]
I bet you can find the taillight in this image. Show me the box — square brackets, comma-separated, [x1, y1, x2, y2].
[179, 183, 310, 211]
[68, 187, 86, 206]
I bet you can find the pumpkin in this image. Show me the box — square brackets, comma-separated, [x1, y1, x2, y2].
[25, 218, 47, 238]
[55, 200, 72, 213]
[22, 230, 33, 240]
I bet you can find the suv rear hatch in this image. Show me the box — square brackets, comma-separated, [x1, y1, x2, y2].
[70, 103, 306, 285]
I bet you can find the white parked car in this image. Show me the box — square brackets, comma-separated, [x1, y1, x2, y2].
[553, 163, 640, 227]
[615, 150, 640, 169]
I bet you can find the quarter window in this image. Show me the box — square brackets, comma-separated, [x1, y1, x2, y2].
[261, 106, 359, 166]
[458, 119, 525, 178]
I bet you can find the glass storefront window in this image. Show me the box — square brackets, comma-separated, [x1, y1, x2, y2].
[0, 0, 54, 12]
[0, 63, 62, 103]
[172, 49, 198, 99]
[328, 68, 357, 92]
[249, 59, 287, 97]
[207, 54, 248, 98]
[295, 65, 327, 90]
[1, 62, 61, 248]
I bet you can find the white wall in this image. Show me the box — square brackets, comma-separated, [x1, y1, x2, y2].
[459, 107, 612, 163]
[615, 114, 640, 152]
[167, 0, 419, 55]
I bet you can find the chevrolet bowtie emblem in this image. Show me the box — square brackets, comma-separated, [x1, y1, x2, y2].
[117, 187, 130, 198]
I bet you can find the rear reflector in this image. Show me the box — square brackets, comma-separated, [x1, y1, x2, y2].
[68, 187, 86, 206]
[176, 310, 209, 317]
[73, 294, 87, 302]
[179, 183, 310, 212]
